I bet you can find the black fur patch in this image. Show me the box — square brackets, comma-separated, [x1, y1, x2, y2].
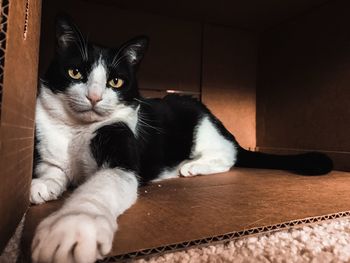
[135, 95, 204, 182]
[33, 131, 41, 177]
[90, 123, 139, 172]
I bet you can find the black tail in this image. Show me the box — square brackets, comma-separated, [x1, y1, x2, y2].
[235, 147, 333, 175]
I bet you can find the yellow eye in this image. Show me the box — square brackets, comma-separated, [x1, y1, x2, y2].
[68, 68, 82, 80]
[108, 78, 124, 88]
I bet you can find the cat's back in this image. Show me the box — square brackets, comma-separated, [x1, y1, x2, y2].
[140, 94, 207, 124]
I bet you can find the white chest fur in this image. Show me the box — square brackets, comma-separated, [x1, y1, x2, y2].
[35, 98, 83, 180]
[35, 87, 139, 183]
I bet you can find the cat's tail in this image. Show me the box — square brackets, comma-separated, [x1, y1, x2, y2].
[234, 147, 333, 175]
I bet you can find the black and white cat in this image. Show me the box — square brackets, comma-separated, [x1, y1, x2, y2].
[31, 16, 333, 263]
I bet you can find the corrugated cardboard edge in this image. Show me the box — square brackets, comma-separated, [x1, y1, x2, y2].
[0, 0, 10, 120]
[99, 211, 350, 262]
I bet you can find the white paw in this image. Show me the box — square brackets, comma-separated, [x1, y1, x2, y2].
[180, 161, 212, 177]
[30, 178, 64, 205]
[180, 160, 232, 177]
[32, 211, 116, 263]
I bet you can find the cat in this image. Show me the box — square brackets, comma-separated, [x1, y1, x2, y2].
[30, 15, 333, 263]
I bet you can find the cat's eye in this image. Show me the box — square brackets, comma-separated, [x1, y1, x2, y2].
[108, 78, 124, 89]
[68, 68, 82, 80]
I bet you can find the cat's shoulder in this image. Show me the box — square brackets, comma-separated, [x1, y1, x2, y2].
[141, 94, 202, 108]
[139, 94, 209, 119]
[163, 94, 199, 104]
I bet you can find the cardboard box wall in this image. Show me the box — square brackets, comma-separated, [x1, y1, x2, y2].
[257, 0, 350, 171]
[0, 0, 41, 252]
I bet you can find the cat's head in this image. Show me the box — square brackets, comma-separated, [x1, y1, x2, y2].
[42, 15, 148, 123]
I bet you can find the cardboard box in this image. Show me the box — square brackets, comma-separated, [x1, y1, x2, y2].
[2, 0, 350, 257]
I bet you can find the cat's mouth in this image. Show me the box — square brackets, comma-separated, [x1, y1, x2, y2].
[76, 108, 104, 116]
[70, 107, 111, 123]
[67, 101, 107, 117]
[65, 99, 115, 122]
[67, 103, 112, 122]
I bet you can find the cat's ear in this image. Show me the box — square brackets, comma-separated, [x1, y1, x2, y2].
[120, 36, 149, 66]
[55, 14, 80, 51]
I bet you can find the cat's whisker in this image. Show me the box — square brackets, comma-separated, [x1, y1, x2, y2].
[112, 47, 124, 66]
[72, 40, 85, 62]
[138, 117, 155, 123]
[84, 34, 89, 62]
[136, 125, 151, 142]
[138, 118, 164, 134]
[134, 98, 152, 106]
[39, 77, 49, 85]
[112, 54, 128, 69]
[75, 25, 88, 61]
[70, 22, 88, 62]
[135, 127, 147, 142]
[137, 114, 155, 123]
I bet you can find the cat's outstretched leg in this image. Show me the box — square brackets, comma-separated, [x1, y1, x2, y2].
[31, 168, 138, 263]
[30, 164, 69, 204]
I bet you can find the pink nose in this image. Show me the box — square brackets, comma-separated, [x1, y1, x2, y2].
[86, 94, 102, 106]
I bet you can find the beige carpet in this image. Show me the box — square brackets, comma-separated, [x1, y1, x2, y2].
[2, 217, 350, 262]
[0, 216, 25, 263]
[136, 217, 350, 263]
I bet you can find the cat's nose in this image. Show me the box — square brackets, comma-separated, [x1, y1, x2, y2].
[86, 94, 102, 106]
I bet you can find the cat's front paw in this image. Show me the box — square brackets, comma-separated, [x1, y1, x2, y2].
[32, 211, 116, 263]
[180, 160, 231, 177]
[180, 161, 211, 177]
[30, 178, 64, 204]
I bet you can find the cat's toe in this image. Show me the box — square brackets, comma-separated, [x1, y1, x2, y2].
[30, 178, 61, 204]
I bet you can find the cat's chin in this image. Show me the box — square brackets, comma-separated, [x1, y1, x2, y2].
[73, 110, 110, 123]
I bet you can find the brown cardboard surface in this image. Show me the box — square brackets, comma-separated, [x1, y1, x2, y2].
[257, 0, 350, 170]
[0, 0, 41, 252]
[83, 0, 329, 31]
[202, 25, 257, 149]
[22, 169, 350, 261]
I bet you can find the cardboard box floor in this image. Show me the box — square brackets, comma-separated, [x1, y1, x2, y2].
[21, 168, 350, 261]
